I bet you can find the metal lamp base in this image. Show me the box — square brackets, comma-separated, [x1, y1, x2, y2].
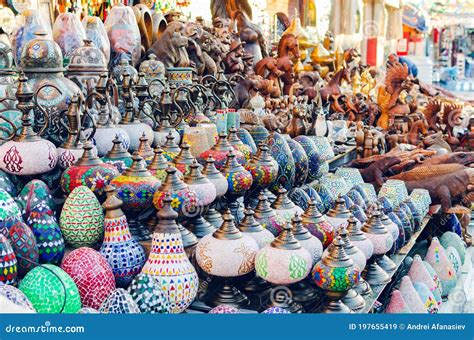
[323, 299, 352, 313]
[363, 258, 390, 286]
[377, 255, 397, 273]
[342, 288, 366, 312]
[204, 278, 250, 309]
[354, 278, 372, 296]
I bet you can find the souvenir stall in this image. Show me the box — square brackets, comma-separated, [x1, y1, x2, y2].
[0, 0, 472, 316]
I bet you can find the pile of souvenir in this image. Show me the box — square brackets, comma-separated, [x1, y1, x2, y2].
[0, 2, 472, 315]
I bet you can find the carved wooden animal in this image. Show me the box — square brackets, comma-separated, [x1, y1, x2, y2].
[147, 21, 190, 68]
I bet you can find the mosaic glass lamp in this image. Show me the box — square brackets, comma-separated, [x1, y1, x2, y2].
[440, 231, 466, 265]
[347, 214, 373, 260]
[384, 290, 411, 313]
[199, 133, 245, 170]
[136, 133, 154, 164]
[398, 276, 428, 313]
[312, 236, 360, 313]
[228, 127, 252, 161]
[0, 234, 17, 285]
[301, 200, 335, 248]
[378, 179, 408, 208]
[102, 134, 133, 173]
[60, 186, 104, 248]
[271, 187, 304, 224]
[172, 142, 195, 175]
[361, 210, 393, 286]
[319, 173, 350, 198]
[0, 188, 21, 232]
[291, 214, 323, 266]
[335, 167, 364, 189]
[61, 247, 116, 310]
[161, 131, 181, 161]
[424, 237, 457, 297]
[196, 210, 259, 308]
[99, 185, 146, 288]
[148, 148, 183, 182]
[325, 195, 351, 231]
[128, 273, 170, 313]
[238, 209, 275, 249]
[99, 288, 140, 314]
[354, 183, 377, 205]
[253, 191, 286, 237]
[19, 264, 81, 313]
[141, 194, 199, 313]
[409, 188, 431, 218]
[413, 281, 439, 313]
[202, 156, 228, 199]
[209, 304, 240, 314]
[0, 284, 35, 312]
[5, 217, 38, 277]
[245, 143, 279, 193]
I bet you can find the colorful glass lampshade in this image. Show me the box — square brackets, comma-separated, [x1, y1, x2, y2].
[245, 143, 279, 192]
[261, 306, 291, 314]
[60, 185, 104, 248]
[202, 156, 228, 199]
[424, 237, 457, 297]
[152, 115, 180, 148]
[0, 284, 35, 312]
[335, 167, 364, 189]
[440, 231, 466, 265]
[320, 173, 350, 198]
[148, 148, 183, 182]
[161, 131, 181, 161]
[355, 183, 377, 205]
[402, 197, 422, 230]
[325, 195, 351, 231]
[99, 288, 140, 314]
[255, 223, 312, 285]
[413, 282, 439, 313]
[222, 150, 253, 200]
[290, 214, 323, 266]
[128, 273, 170, 313]
[346, 188, 366, 210]
[398, 276, 428, 313]
[267, 131, 296, 192]
[409, 188, 431, 217]
[301, 200, 335, 248]
[236, 128, 257, 154]
[172, 142, 196, 175]
[311, 183, 335, 213]
[102, 134, 133, 173]
[238, 209, 275, 249]
[0, 234, 17, 285]
[141, 194, 199, 313]
[19, 264, 81, 313]
[384, 290, 411, 313]
[378, 179, 408, 208]
[228, 127, 252, 161]
[6, 217, 38, 277]
[61, 247, 116, 310]
[423, 261, 444, 301]
[152, 166, 198, 216]
[285, 137, 309, 186]
[311, 236, 359, 313]
[0, 188, 21, 227]
[254, 192, 286, 237]
[408, 255, 442, 305]
[199, 133, 245, 170]
[26, 202, 65, 265]
[15, 179, 55, 221]
[271, 187, 304, 223]
[293, 135, 321, 182]
[100, 186, 146, 287]
[60, 141, 119, 197]
[184, 160, 217, 208]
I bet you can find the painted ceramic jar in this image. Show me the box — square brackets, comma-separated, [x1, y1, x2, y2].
[301, 200, 335, 248]
[19, 264, 81, 314]
[254, 192, 286, 237]
[161, 131, 181, 161]
[347, 215, 373, 259]
[19, 32, 81, 145]
[60, 141, 119, 196]
[255, 223, 312, 285]
[245, 143, 278, 192]
[271, 187, 304, 223]
[102, 134, 133, 173]
[228, 127, 252, 161]
[82, 16, 111, 63]
[0, 284, 35, 312]
[52, 13, 86, 60]
[105, 4, 141, 67]
[312, 237, 359, 294]
[335, 167, 364, 189]
[408, 254, 442, 305]
[184, 160, 217, 207]
[196, 210, 259, 277]
[6, 217, 38, 277]
[66, 39, 108, 92]
[291, 215, 323, 266]
[199, 134, 245, 170]
[15, 179, 54, 220]
[285, 137, 309, 186]
[319, 173, 350, 198]
[61, 247, 116, 310]
[141, 195, 199, 313]
[153, 166, 198, 216]
[0, 234, 17, 285]
[222, 150, 253, 198]
[202, 156, 228, 199]
[249, 125, 269, 147]
[0, 188, 21, 227]
[440, 231, 465, 265]
[267, 132, 295, 192]
[293, 135, 321, 182]
[99, 288, 140, 314]
[26, 202, 65, 265]
[60, 186, 104, 248]
[424, 237, 457, 297]
[110, 154, 160, 211]
[100, 186, 146, 287]
[128, 273, 170, 313]
[301, 185, 325, 213]
[307, 136, 334, 161]
[237, 128, 257, 154]
[325, 195, 351, 231]
[11, 9, 52, 63]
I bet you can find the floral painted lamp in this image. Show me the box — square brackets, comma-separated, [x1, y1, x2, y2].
[196, 210, 259, 308]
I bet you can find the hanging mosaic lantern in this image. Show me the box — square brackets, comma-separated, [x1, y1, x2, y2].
[141, 194, 199, 313]
[19, 264, 81, 313]
[100, 186, 146, 287]
[61, 247, 116, 310]
[60, 186, 104, 248]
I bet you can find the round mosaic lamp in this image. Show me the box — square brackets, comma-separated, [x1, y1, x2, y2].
[99, 186, 146, 287]
[325, 195, 351, 231]
[136, 133, 154, 164]
[209, 304, 240, 314]
[346, 214, 373, 260]
[196, 210, 259, 308]
[60, 186, 104, 248]
[19, 264, 81, 313]
[101, 134, 133, 173]
[199, 133, 245, 170]
[378, 179, 408, 208]
[424, 237, 457, 297]
[147, 148, 182, 182]
[335, 167, 364, 189]
[271, 187, 304, 223]
[355, 183, 377, 205]
[440, 231, 466, 265]
[253, 191, 286, 237]
[6, 217, 38, 277]
[0, 188, 21, 232]
[228, 127, 252, 161]
[99, 288, 140, 314]
[245, 143, 279, 193]
[160, 131, 181, 161]
[319, 173, 350, 198]
[61, 247, 116, 310]
[312, 236, 360, 313]
[291, 214, 323, 266]
[238, 209, 275, 249]
[409, 188, 431, 218]
[0, 234, 17, 285]
[202, 156, 228, 199]
[0, 284, 35, 312]
[301, 200, 335, 248]
[172, 142, 195, 175]
[141, 194, 199, 313]
[128, 273, 170, 313]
